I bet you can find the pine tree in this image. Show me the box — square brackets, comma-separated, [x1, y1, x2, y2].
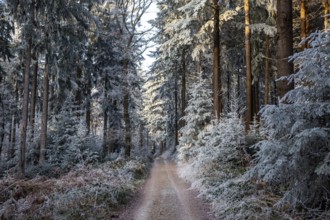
[178, 77, 212, 163]
[249, 30, 330, 210]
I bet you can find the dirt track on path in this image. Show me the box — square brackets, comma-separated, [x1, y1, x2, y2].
[118, 159, 215, 220]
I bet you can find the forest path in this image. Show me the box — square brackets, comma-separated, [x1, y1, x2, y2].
[117, 158, 215, 220]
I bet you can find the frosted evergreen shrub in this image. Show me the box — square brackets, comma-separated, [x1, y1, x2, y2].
[248, 31, 330, 211]
[177, 76, 212, 163]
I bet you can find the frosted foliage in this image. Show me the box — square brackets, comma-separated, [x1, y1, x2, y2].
[255, 0, 276, 14]
[250, 23, 276, 37]
[47, 96, 100, 170]
[178, 112, 263, 219]
[248, 31, 330, 209]
[220, 10, 238, 23]
[177, 77, 212, 162]
[178, 0, 208, 18]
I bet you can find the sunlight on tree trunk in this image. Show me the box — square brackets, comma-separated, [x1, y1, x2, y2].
[300, 0, 308, 49]
[245, 0, 252, 131]
[325, 0, 329, 30]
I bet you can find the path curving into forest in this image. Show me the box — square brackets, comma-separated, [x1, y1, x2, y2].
[117, 158, 215, 220]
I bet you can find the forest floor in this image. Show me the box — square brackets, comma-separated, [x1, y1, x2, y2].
[117, 158, 216, 220]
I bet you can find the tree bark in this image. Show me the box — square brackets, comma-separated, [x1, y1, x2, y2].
[264, 35, 270, 105]
[123, 60, 131, 158]
[0, 98, 4, 165]
[174, 72, 179, 147]
[8, 85, 18, 161]
[30, 60, 38, 138]
[325, 0, 329, 30]
[86, 71, 92, 134]
[18, 37, 32, 178]
[39, 56, 49, 164]
[8, 114, 16, 161]
[181, 51, 186, 117]
[300, 0, 308, 49]
[75, 65, 82, 107]
[245, 0, 253, 131]
[276, 0, 294, 99]
[102, 76, 108, 158]
[227, 70, 231, 111]
[213, 0, 222, 119]
[123, 93, 131, 157]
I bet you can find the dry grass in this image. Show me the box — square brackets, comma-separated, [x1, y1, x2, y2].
[0, 158, 150, 219]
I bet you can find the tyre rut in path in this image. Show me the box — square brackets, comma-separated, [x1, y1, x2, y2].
[118, 158, 215, 220]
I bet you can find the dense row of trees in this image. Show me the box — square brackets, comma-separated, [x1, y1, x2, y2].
[0, 0, 152, 177]
[144, 0, 329, 218]
[144, 0, 326, 150]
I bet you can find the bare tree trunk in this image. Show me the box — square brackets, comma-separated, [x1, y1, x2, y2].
[75, 65, 82, 107]
[213, 0, 222, 119]
[18, 37, 32, 178]
[245, 0, 252, 131]
[181, 51, 186, 117]
[276, 0, 294, 99]
[300, 0, 308, 49]
[8, 85, 18, 161]
[264, 35, 270, 105]
[39, 56, 49, 164]
[102, 76, 108, 158]
[86, 71, 92, 134]
[227, 70, 231, 111]
[30, 60, 38, 138]
[237, 68, 241, 116]
[325, 0, 329, 30]
[102, 110, 108, 158]
[252, 81, 259, 120]
[8, 114, 16, 161]
[139, 123, 143, 149]
[174, 72, 178, 147]
[123, 61, 131, 158]
[123, 92, 131, 157]
[0, 97, 4, 163]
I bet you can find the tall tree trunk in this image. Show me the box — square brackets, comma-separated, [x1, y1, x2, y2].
[86, 71, 92, 134]
[123, 93, 131, 157]
[174, 72, 179, 147]
[39, 56, 49, 164]
[227, 70, 231, 111]
[8, 114, 16, 161]
[0, 101, 4, 166]
[18, 37, 32, 178]
[139, 123, 143, 149]
[245, 0, 253, 131]
[102, 76, 108, 158]
[237, 68, 241, 116]
[30, 60, 38, 138]
[75, 65, 82, 107]
[181, 51, 186, 117]
[276, 0, 294, 99]
[213, 0, 222, 119]
[300, 0, 308, 49]
[264, 35, 270, 105]
[8, 85, 18, 161]
[124, 61, 131, 158]
[252, 81, 259, 120]
[325, 0, 329, 30]
[0, 96, 4, 162]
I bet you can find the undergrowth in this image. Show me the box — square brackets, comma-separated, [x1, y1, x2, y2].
[0, 158, 151, 219]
